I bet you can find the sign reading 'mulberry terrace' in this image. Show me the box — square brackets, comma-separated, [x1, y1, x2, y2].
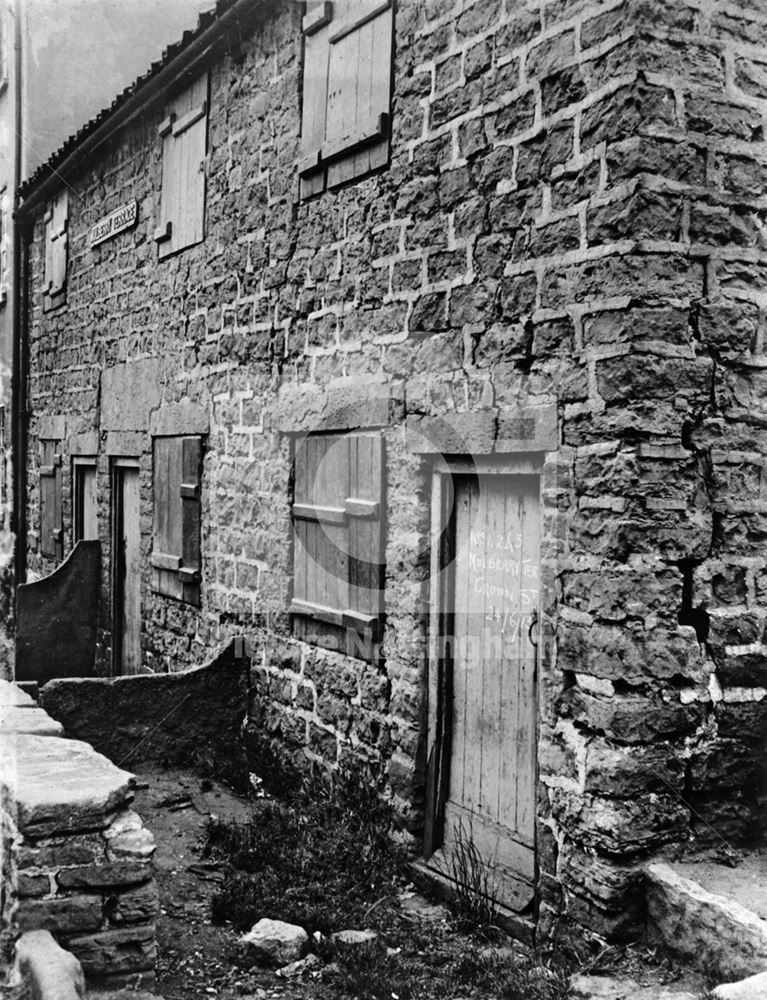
[89, 200, 138, 247]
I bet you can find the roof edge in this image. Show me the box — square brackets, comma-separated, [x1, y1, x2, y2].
[18, 0, 270, 212]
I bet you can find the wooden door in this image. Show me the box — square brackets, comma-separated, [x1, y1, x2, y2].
[432, 471, 541, 913]
[113, 465, 142, 674]
[74, 463, 98, 542]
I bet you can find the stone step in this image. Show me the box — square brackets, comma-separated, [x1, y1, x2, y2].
[0, 679, 37, 707]
[0, 705, 64, 737]
[646, 862, 767, 982]
[0, 732, 135, 836]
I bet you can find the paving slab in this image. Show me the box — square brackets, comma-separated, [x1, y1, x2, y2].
[674, 853, 767, 922]
[0, 733, 135, 835]
[572, 974, 698, 999]
[0, 705, 64, 737]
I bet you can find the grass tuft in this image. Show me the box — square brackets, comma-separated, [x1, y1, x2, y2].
[445, 816, 500, 936]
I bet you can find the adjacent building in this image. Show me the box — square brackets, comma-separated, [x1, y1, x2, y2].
[12, 0, 767, 944]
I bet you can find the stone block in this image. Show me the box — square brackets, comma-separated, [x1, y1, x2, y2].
[405, 411, 496, 455]
[17, 895, 103, 935]
[0, 681, 36, 708]
[16, 929, 86, 1000]
[0, 707, 64, 738]
[715, 970, 767, 1000]
[57, 859, 154, 889]
[557, 621, 707, 685]
[564, 687, 703, 744]
[0, 734, 134, 837]
[583, 740, 685, 798]
[647, 862, 767, 980]
[105, 882, 160, 925]
[552, 788, 689, 854]
[63, 925, 157, 976]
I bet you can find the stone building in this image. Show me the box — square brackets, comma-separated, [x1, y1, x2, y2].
[12, 0, 767, 943]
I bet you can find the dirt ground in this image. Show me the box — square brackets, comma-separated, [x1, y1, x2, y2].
[131, 765, 706, 1000]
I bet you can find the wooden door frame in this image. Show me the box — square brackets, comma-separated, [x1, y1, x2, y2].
[424, 454, 545, 862]
[111, 457, 140, 676]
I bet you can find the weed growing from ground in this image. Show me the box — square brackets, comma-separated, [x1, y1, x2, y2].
[205, 758, 405, 934]
[444, 817, 500, 936]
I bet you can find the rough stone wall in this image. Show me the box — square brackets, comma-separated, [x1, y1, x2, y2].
[13, 808, 157, 984]
[0, 687, 157, 985]
[21, 0, 767, 941]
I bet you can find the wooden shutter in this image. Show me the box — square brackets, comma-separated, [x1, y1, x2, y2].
[324, 0, 392, 188]
[299, 0, 392, 197]
[156, 73, 208, 260]
[40, 440, 63, 559]
[180, 436, 201, 604]
[151, 436, 202, 603]
[43, 190, 68, 311]
[346, 433, 384, 636]
[300, 0, 332, 199]
[291, 434, 349, 629]
[291, 432, 384, 659]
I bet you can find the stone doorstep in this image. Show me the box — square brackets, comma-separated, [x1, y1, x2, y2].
[409, 859, 535, 946]
[646, 862, 767, 982]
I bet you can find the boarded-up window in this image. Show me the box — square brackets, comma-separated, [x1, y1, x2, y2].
[155, 73, 208, 260]
[152, 436, 202, 604]
[40, 439, 63, 559]
[291, 432, 385, 660]
[299, 0, 393, 198]
[43, 190, 68, 312]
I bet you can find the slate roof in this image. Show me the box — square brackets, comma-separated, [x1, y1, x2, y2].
[20, 0, 264, 199]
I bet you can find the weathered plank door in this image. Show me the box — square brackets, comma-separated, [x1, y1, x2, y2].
[113, 464, 142, 674]
[74, 462, 98, 542]
[429, 469, 541, 915]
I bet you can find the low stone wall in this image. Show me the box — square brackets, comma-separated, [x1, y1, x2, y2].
[0, 680, 157, 990]
[40, 639, 248, 781]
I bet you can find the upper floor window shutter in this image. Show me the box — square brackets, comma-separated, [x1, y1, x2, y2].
[40, 439, 63, 559]
[43, 190, 68, 311]
[156, 73, 208, 260]
[300, 1, 332, 198]
[299, 0, 393, 198]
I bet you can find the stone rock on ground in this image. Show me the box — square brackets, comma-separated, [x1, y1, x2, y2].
[238, 918, 308, 968]
[16, 929, 85, 1000]
[714, 970, 767, 999]
[331, 928, 379, 954]
[275, 953, 322, 979]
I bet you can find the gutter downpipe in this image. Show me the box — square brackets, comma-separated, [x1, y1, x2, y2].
[11, 0, 27, 594]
